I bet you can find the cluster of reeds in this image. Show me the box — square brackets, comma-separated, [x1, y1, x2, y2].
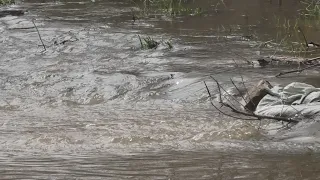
[300, 0, 320, 17]
[138, 35, 173, 50]
[138, 35, 160, 49]
[132, 0, 202, 17]
[0, 0, 14, 5]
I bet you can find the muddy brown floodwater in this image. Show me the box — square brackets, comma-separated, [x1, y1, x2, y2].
[1, 0, 320, 179]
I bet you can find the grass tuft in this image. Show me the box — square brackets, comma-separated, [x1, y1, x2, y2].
[138, 35, 160, 49]
[300, 0, 320, 18]
[138, 35, 174, 50]
[164, 41, 173, 49]
[133, 0, 202, 17]
[0, 0, 14, 5]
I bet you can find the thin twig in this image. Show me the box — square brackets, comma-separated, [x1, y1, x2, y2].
[9, 27, 35, 30]
[204, 81, 212, 98]
[298, 27, 308, 47]
[138, 35, 144, 49]
[272, 35, 287, 57]
[231, 58, 253, 107]
[230, 78, 248, 104]
[276, 63, 320, 77]
[32, 19, 46, 51]
[204, 81, 257, 120]
[221, 101, 298, 123]
[210, 76, 244, 110]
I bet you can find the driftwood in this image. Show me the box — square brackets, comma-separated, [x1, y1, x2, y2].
[241, 80, 272, 111]
[204, 77, 299, 123]
[275, 56, 320, 77]
[276, 63, 320, 77]
[254, 56, 320, 67]
[0, 10, 25, 18]
[252, 55, 320, 77]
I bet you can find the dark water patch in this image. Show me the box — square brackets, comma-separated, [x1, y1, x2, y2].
[0, 151, 320, 179]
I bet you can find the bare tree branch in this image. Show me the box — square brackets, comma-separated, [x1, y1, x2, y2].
[209, 76, 245, 110]
[205, 77, 299, 124]
[276, 63, 319, 77]
[231, 59, 253, 106]
[204, 81, 258, 120]
[230, 78, 247, 104]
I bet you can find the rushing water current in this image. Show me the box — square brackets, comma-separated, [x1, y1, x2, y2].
[1, 0, 320, 179]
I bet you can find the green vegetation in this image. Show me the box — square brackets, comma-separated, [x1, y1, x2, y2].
[164, 40, 173, 49]
[272, 16, 304, 53]
[0, 0, 14, 5]
[138, 35, 173, 50]
[262, 0, 320, 56]
[300, 0, 320, 17]
[132, 0, 202, 17]
[154, 0, 202, 16]
[138, 35, 160, 49]
[134, 0, 320, 56]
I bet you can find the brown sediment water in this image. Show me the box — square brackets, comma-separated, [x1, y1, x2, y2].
[0, 0, 320, 179]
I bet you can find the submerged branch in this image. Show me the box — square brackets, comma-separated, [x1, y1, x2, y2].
[209, 76, 246, 110]
[276, 63, 320, 77]
[204, 81, 257, 120]
[205, 77, 299, 124]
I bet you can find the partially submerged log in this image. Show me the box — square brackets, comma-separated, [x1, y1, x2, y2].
[205, 78, 299, 123]
[0, 10, 25, 18]
[241, 80, 273, 111]
[253, 56, 320, 68]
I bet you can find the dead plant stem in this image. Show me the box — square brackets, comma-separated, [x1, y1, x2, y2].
[32, 19, 46, 51]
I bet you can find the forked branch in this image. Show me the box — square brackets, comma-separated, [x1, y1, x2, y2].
[205, 78, 299, 123]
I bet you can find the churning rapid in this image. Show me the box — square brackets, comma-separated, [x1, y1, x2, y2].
[0, 0, 320, 179]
